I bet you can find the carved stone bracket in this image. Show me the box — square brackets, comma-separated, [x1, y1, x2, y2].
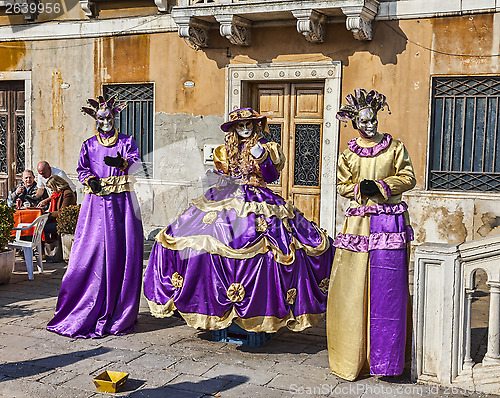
[154, 0, 169, 13]
[215, 15, 251, 46]
[175, 16, 210, 49]
[341, 1, 379, 41]
[80, 0, 97, 18]
[292, 9, 326, 44]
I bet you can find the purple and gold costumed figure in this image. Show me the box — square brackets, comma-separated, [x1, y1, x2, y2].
[144, 108, 334, 332]
[327, 89, 416, 380]
[47, 96, 144, 338]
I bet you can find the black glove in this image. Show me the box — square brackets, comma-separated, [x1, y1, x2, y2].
[88, 178, 101, 194]
[104, 151, 124, 168]
[359, 179, 380, 197]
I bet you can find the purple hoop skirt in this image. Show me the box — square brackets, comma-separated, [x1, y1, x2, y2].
[144, 181, 334, 332]
[47, 192, 143, 338]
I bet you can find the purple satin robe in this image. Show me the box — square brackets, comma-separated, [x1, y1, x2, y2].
[47, 132, 144, 338]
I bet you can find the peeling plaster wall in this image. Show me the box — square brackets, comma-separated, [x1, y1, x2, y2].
[138, 112, 224, 233]
[29, 39, 95, 178]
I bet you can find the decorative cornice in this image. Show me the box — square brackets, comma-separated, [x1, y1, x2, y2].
[175, 16, 210, 49]
[341, 0, 379, 41]
[215, 14, 251, 46]
[291, 9, 326, 43]
[80, 0, 97, 18]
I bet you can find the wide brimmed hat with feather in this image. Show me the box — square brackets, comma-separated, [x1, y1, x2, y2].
[221, 108, 267, 132]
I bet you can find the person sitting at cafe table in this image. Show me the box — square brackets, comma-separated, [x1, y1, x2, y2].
[35, 161, 77, 209]
[43, 175, 77, 240]
[8, 169, 47, 207]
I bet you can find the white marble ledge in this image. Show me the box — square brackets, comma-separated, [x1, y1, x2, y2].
[377, 0, 499, 20]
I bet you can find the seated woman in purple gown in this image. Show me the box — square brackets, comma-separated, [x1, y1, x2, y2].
[144, 108, 334, 333]
[47, 96, 143, 338]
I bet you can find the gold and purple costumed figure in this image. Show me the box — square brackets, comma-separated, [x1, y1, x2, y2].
[144, 108, 334, 332]
[327, 89, 416, 380]
[47, 96, 143, 338]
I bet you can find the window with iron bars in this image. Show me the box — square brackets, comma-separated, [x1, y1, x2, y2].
[428, 76, 500, 192]
[103, 83, 154, 178]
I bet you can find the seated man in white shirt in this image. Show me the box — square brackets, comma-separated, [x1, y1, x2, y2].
[35, 161, 77, 209]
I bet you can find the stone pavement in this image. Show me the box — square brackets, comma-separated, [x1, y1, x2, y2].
[0, 257, 498, 398]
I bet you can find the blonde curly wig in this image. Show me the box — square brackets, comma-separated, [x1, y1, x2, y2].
[225, 123, 262, 181]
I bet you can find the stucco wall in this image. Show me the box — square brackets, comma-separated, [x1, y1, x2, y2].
[2, 13, 500, 242]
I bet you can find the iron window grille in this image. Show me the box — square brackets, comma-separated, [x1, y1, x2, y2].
[103, 83, 154, 178]
[429, 76, 500, 192]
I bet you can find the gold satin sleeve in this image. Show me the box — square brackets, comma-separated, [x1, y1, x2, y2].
[382, 142, 416, 196]
[83, 175, 136, 196]
[213, 145, 229, 174]
[336, 152, 357, 200]
[262, 141, 286, 173]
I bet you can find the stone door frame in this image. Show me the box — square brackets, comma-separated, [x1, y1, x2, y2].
[225, 61, 341, 236]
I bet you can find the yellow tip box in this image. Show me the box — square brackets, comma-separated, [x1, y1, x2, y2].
[93, 370, 129, 393]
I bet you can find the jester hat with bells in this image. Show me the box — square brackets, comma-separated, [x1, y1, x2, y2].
[81, 95, 127, 120]
[336, 88, 390, 129]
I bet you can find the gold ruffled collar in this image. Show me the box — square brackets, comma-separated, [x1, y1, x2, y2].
[96, 129, 118, 147]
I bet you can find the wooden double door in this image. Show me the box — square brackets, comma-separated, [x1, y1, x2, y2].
[251, 82, 324, 224]
[0, 81, 25, 198]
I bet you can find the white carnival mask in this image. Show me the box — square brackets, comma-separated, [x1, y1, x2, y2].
[96, 109, 115, 133]
[235, 120, 254, 138]
[356, 107, 378, 139]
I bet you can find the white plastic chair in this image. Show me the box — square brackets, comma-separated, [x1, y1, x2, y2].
[8, 214, 49, 280]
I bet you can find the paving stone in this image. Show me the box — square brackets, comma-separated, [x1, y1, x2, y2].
[269, 361, 332, 380]
[0, 346, 36, 363]
[268, 373, 333, 395]
[0, 324, 36, 336]
[100, 336, 152, 352]
[58, 356, 110, 374]
[126, 352, 180, 370]
[97, 362, 177, 388]
[0, 378, 94, 398]
[37, 369, 78, 385]
[8, 313, 54, 328]
[168, 336, 227, 357]
[26, 348, 110, 371]
[0, 333, 43, 350]
[202, 363, 277, 386]
[169, 357, 219, 376]
[299, 349, 330, 368]
[275, 331, 327, 347]
[132, 329, 185, 347]
[0, 362, 52, 381]
[166, 373, 232, 394]
[209, 348, 275, 372]
[61, 373, 109, 392]
[216, 381, 287, 397]
[91, 347, 143, 364]
[24, 338, 84, 356]
[123, 386, 204, 398]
